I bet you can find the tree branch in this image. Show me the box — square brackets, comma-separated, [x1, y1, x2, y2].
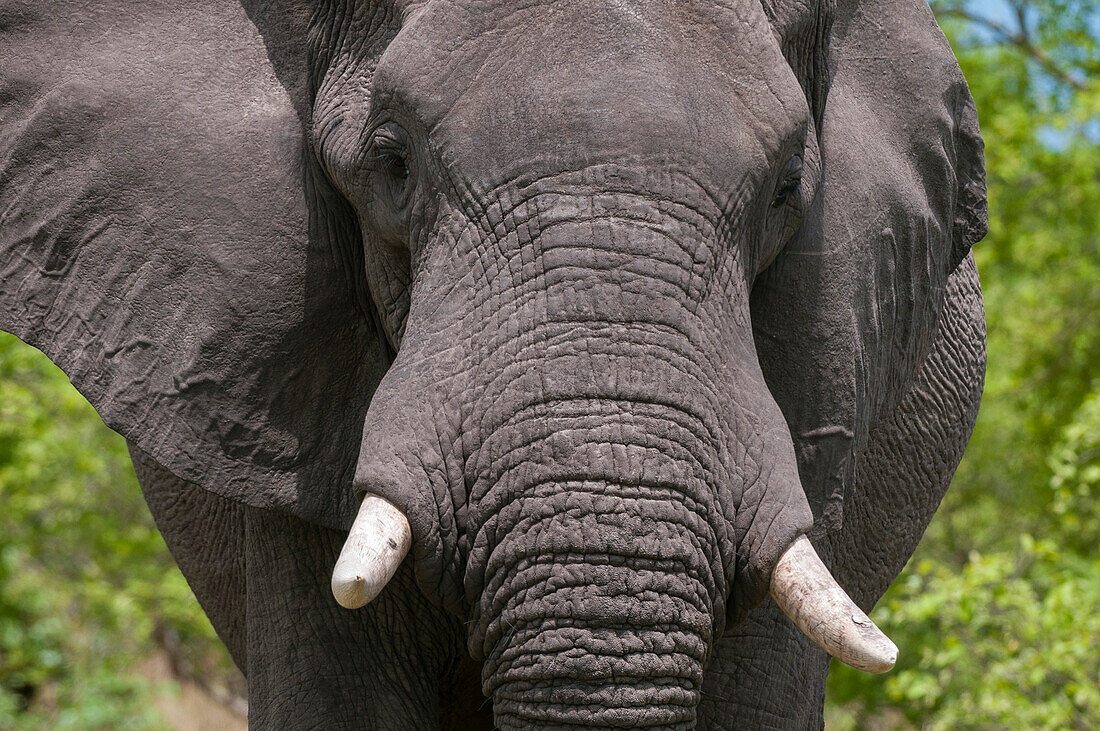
[933, 3, 1089, 91]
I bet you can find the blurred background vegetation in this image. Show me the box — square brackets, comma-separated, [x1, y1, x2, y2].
[0, 0, 1096, 728]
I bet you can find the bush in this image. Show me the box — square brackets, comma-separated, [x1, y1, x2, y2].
[0, 332, 232, 728]
[830, 539, 1100, 729]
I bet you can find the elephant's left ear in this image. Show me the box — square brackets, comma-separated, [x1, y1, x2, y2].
[945, 79, 988, 271]
[827, 0, 988, 276]
[752, 0, 987, 535]
[766, 0, 987, 273]
[0, 1, 394, 530]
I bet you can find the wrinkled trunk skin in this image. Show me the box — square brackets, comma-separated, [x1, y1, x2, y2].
[468, 417, 722, 729]
[452, 219, 730, 728]
[358, 196, 813, 728]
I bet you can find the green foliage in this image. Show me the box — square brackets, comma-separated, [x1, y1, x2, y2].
[831, 1, 1100, 726]
[0, 332, 231, 728]
[830, 539, 1100, 729]
[1049, 390, 1100, 552]
[935, 0, 1100, 557]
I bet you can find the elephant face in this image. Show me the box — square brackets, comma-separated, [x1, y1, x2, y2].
[315, 4, 818, 722]
[0, 0, 985, 727]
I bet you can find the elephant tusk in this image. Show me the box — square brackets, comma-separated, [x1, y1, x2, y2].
[769, 536, 898, 673]
[331, 495, 411, 609]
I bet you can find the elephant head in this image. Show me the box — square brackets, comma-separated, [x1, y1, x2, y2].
[0, 0, 984, 727]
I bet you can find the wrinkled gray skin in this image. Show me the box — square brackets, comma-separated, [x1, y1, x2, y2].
[0, 0, 986, 728]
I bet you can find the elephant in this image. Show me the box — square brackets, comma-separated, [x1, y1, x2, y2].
[0, 0, 987, 727]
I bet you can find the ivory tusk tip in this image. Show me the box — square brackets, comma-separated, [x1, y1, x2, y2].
[872, 644, 899, 674]
[847, 625, 898, 673]
[330, 494, 411, 610]
[330, 572, 373, 610]
[770, 535, 900, 674]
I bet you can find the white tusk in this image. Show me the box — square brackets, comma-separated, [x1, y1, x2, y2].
[331, 495, 411, 609]
[770, 535, 898, 673]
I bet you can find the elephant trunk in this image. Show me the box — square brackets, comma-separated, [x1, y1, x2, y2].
[481, 544, 709, 729]
[467, 444, 720, 729]
[459, 377, 731, 728]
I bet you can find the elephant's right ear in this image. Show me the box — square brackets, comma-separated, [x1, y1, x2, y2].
[0, 1, 395, 529]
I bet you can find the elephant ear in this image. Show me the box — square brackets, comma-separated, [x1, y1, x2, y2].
[0, 0, 394, 530]
[824, 0, 987, 273]
[752, 0, 987, 533]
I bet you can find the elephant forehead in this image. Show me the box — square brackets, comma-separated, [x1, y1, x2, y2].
[378, 0, 807, 188]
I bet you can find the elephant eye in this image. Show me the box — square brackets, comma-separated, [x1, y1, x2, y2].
[771, 155, 803, 208]
[379, 149, 408, 181]
[366, 122, 413, 206]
